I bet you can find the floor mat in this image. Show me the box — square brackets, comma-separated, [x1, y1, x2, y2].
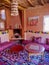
[0, 48, 49, 65]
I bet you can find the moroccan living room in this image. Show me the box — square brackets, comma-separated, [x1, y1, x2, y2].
[0, 0, 49, 65]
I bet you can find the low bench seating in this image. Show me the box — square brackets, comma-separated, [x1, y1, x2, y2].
[22, 40, 49, 51]
[0, 41, 15, 52]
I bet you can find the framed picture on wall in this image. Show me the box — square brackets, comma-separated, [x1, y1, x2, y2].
[28, 16, 39, 26]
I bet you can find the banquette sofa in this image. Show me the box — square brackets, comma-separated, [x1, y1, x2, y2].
[22, 37, 49, 51]
[0, 41, 15, 52]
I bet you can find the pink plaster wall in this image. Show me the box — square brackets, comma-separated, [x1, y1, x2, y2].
[25, 4, 49, 32]
[24, 5, 49, 43]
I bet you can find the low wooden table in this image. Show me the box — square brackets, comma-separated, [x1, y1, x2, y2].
[25, 43, 45, 61]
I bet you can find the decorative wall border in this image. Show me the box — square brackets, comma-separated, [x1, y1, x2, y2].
[24, 30, 49, 34]
[0, 30, 8, 34]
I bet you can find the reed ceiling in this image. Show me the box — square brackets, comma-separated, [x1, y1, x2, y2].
[0, 0, 49, 8]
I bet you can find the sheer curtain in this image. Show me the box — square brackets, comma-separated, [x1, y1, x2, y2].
[43, 16, 49, 32]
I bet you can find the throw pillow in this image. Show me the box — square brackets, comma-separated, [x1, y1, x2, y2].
[35, 37, 41, 43]
[46, 38, 49, 45]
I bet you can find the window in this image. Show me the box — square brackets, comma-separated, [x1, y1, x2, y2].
[0, 10, 6, 20]
[43, 15, 49, 32]
[0, 22, 4, 29]
[1, 10, 6, 20]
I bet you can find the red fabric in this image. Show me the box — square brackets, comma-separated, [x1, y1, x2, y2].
[10, 45, 24, 53]
[0, 62, 4, 65]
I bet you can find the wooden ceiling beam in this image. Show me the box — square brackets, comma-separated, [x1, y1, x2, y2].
[4, 0, 27, 9]
[37, 0, 44, 5]
[43, 0, 47, 3]
[47, 0, 49, 3]
[18, 5, 26, 10]
[0, 3, 10, 8]
[41, 0, 45, 5]
[27, 0, 35, 7]
[43, 0, 49, 3]
[0, 0, 49, 9]
[4, 0, 10, 4]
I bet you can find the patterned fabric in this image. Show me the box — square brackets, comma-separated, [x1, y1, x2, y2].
[0, 47, 49, 65]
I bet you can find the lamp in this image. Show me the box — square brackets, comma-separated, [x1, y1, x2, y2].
[11, 0, 19, 16]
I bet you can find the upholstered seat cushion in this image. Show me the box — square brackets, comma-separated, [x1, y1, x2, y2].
[0, 41, 15, 51]
[41, 44, 49, 50]
[10, 45, 24, 53]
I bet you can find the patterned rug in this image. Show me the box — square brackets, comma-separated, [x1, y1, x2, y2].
[0, 48, 49, 65]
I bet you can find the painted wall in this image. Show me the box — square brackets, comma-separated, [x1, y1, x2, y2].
[11, 15, 21, 29]
[6, 8, 21, 29]
[6, 8, 11, 29]
[25, 4, 49, 32]
[5, 8, 23, 39]
[24, 5, 49, 42]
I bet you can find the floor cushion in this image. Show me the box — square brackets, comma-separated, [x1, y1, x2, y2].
[9, 45, 24, 53]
